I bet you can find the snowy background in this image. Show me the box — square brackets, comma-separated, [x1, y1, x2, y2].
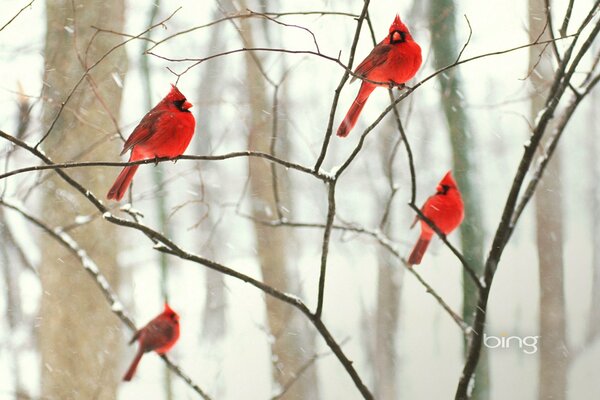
[0, 0, 599, 399]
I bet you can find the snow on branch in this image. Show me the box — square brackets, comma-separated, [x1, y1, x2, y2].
[0, 199, 213, 400]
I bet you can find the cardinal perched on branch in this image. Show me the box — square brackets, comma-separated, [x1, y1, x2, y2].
[123, 303, 180, 381]
[408, 171, 464, 266]
[337, 14, 422, 138]
[107, 85, 195, 201]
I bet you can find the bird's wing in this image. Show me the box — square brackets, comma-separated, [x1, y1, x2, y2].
[144, 319, 176, 348]
[120, 110, 168, 155]
[410, 195, 434, 228]
[351, 43, 392, 83]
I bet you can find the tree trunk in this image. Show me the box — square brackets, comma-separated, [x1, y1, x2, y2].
[428, 1, 489, 398]
[138, 2, 174, 398]
[374, 243, 402, 399]
[587, 46, 600, 345]
[195, 7, 227, 345]
[1, 208, 26, 398]
[528, 2, 567, 399]
[369, 118, 405, 400]
[238, 3, 319, 398]
[40, 1, 127, 398]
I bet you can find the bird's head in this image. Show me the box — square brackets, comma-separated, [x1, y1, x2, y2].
[388, 14, 410, 44]
[163, 302, 180, 323]
[165, 84, 193, 112]
[436, 170, 458, 195]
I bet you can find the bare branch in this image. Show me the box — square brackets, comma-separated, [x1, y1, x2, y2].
[315, 182, 336, 318]
[0, 129, 373, 400]
[244, 214, 470, 333]
[409, 204, 483, 290]
[0, 148, 330, 182]
[559, 0, 575, 37]
[146, 9, 358, 53]
[455, 4, 600, 397]
[271, 341, 344, 400]
[454, 14, 473, 64]
[247, 9, 321, 53]
[35, 7, 182, 149]
[511, 74, 600, 226]
[0, 199, 212, 400]
[313, 0, 372, 172]
[0, 0, 36, 33]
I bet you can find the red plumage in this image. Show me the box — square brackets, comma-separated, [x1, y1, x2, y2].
[107, 85, 196, 201]
[408, 171, 464, 266]
[337, 14, 422, 137]
[123, 303, 180, 382]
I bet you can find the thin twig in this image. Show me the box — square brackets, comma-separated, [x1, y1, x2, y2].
[0, 199, 213, 400]
[315, 182, 336, 318]
[455, 5, 600, 397]
[0, 129, 373, 400]
[313, 0, 372, 172]
[0, 150, 331, 182]
[270, 341, 344, 400]
[0, 0, 36, 33]
[146, 9, 358, 53]
[454, 15, 473, 64]
[242, 213, 469, 332]
[511, 74, 600, 227]
[409, 204, 483, 290]
[543, 0, 562, 64]
[559, 0, 575, 37]
[247, 9, 321, 53]
[35, 7, 182, 149]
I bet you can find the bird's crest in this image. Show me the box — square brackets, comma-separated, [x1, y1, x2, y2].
[389, 14, 408, 33]
[439, 170, 458, 188]
[166, 84, 186, 102]
[163, 303, 179, 320]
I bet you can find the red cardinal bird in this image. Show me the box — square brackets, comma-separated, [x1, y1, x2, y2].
[337, 14, 422, 138]
[408, 171, 464, 266]
[107, 85, 195, 201]
[123, 303, 180, 381]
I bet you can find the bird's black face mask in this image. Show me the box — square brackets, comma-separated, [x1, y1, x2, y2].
[390, 30, 406, 44]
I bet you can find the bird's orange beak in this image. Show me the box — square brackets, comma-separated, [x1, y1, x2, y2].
[183, 101, 193, 110]
[392, 31, 401, 42]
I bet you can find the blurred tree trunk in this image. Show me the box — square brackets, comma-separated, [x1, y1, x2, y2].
[528, 2, 567, 399]
[428, 1, 488, 398]
[370, 124, 404, 400]
[1, 209, 25, 398]
[374, 221, 402, 399]
[587, 44, 600, 345]
[196, 7, 227, 343]
[2, 90, 32, 398]
[238, 3, 319, 398]
[40, 1, 127, 399]
[139, 2, 174, 399]
[373, 191, 404, 400]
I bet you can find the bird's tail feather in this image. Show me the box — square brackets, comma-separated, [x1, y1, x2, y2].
[123, 348, 144, 382]
[107, 165, 139, 201]
[337, 83, 376, 137]
[408, 237, 431, 266]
